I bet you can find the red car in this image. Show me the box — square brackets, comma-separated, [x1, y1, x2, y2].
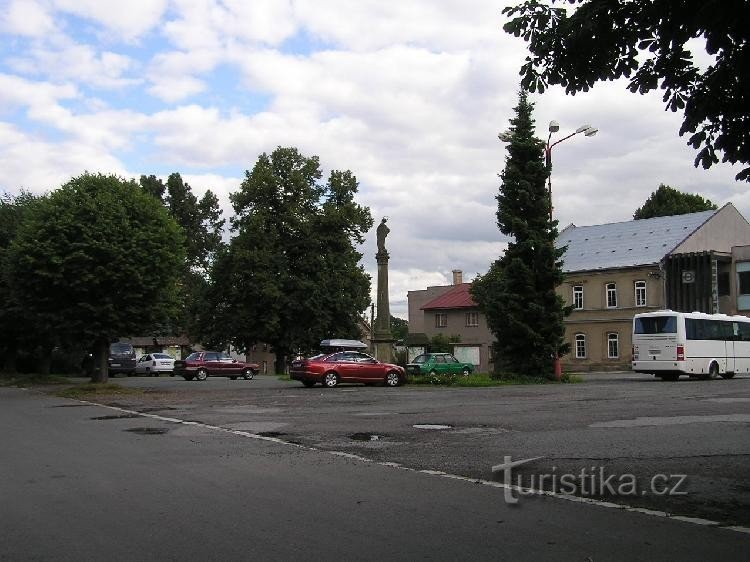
[290, 351, 405, 388]
[174, 351, 259, 381]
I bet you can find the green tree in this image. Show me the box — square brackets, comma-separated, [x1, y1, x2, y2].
[139, 174, 166, 202]
[503, 0, 750, 181]
[6, 173, 185, 381]
[471, 91, 568, 377]
[634, 184, 717, 219]
[138, 173, 225, 338]
[390, 316, 409, 341]
[0, 191, 41, 372]
[429, 333, 461, 353]
[204, 147, 372, 373]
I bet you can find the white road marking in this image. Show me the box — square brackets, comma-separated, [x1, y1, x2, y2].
[76, 398, 750, 535]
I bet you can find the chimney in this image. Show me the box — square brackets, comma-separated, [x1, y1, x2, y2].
[452, 269, 463, 285]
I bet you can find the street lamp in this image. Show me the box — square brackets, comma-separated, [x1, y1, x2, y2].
[545, 120, 597, 380]
[545, 121, 598, 222]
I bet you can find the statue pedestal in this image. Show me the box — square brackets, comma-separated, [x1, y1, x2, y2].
[373, 250, 394, 363]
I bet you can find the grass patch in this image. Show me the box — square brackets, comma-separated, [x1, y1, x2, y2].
[407, 372, 582, 387]
[0, 373, 71, 387]
[276, 374, 292, 382]
[55, 382, 143, 400]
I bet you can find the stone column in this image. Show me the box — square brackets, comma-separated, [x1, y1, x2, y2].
[373, 218, 394, 362]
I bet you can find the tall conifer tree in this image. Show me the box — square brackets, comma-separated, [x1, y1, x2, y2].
[472, 90, 568, 376]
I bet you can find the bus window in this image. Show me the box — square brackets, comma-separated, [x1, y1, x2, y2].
[634, 315, 677, 334]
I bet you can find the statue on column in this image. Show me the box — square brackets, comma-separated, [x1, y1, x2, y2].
[373, 216, 393, 362]
[376, 217, 390, 255]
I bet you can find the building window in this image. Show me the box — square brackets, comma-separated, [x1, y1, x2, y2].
[718, 272, 730, 296]
[739, 272, 750, 295]
[575, 334, 586, 359]
[634, 281, 647, 307]
[465, 312, 479, 327]
[572, 285, 583, 309]
[607, 333, 619, 359]
[606, 283, 618, 308]
[435, 313, 447, 328]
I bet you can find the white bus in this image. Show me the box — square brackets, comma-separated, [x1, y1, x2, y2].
[632, 310, 750, 381]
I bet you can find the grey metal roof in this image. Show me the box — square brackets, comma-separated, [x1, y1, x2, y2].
[556, 210, 717, 273]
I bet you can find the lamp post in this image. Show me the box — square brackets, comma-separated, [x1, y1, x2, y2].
[545, 121, 597, 380]
[545, 121, 598, 222]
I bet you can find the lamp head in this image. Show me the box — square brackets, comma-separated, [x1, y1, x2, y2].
[548, 120, 560, 133]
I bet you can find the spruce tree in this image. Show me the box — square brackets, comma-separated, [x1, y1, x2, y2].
[472, 90, 568, 376]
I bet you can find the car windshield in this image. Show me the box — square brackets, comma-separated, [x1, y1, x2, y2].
[154, 353, 171, 359]
[185, 352, 201, 361]
[411, 355, 427, 364]
[110, 343, 133, 354]
[307, 354, 325, 360]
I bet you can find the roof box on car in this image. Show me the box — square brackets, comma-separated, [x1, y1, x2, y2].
[320, 339, 368, 351]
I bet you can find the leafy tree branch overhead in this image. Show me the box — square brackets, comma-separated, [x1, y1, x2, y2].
[503, 0, 750, 181]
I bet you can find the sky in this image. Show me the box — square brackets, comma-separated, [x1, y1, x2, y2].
[1, 0, 746, 320]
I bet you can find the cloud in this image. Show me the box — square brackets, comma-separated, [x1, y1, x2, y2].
[1, 0, 747, 321]
[7, 42, 139, 89]
[53, 0, 168, 41]
[0, 0, 56, 37]
[0, 122, 126, 194]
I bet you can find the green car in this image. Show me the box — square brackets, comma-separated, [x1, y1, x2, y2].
[406, 353, 473, 376]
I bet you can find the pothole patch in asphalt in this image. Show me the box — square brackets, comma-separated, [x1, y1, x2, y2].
[350, 432, 386, 441]
[413, 424, 453, 430]
[125, 427, 169, 435]
[452, 426, 509, 434]
[91, 413, 141, 420]
[139, 406, 178, 412]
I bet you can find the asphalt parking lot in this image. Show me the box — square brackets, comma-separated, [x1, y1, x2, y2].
[92, 370, 750, 527]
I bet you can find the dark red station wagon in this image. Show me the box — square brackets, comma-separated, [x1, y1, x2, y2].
[174, 351, 260, 381]
[290, 351, 405, 388]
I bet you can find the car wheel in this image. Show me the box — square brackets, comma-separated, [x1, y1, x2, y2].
[429, 370, 437, 376]
[196, 368, 208, 381]
[720, 371, 735, 379]
[385, 371, 400, 387]
[302, 380, 315, 388]
[462, 368, 471, 376]
[243, 368, 254, 380]
[323, 372, 338, 388]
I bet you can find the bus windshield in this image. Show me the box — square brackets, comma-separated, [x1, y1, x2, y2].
[634, 315, 677, 334]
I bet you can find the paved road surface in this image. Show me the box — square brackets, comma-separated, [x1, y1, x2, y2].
[1, 381, 748, 561]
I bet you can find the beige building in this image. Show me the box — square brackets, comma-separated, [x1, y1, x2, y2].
[407, 204, 750, 374]
[557, 204, 750, 371]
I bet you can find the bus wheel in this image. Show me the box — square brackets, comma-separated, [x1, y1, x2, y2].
[720, 371, 735, 379]
[702, 362, 719, 380]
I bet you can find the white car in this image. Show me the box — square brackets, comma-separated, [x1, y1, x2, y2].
[135, 353, 176, 376]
